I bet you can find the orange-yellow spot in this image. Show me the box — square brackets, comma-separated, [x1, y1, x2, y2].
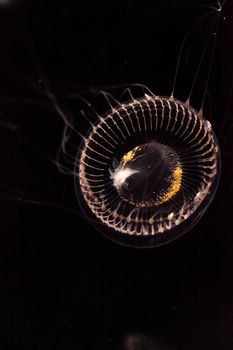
[161, 166, 182, 203]
[122, 146, 139, 163]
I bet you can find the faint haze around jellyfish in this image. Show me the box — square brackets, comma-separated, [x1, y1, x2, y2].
[0, 0, 27, 6]
[0, 0, 232, 248]
[114, 332, 172, 350]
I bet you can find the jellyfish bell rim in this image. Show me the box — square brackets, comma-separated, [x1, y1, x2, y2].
[74, 165, 221, 249]
[74, 94, 221, 248]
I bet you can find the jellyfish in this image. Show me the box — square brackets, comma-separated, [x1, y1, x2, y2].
[75, 91, 220, 247]
[54, 3, 223, 247]
[0, 0, 229, 248]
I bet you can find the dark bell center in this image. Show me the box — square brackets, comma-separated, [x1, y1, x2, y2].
[113, 141, 182, 207]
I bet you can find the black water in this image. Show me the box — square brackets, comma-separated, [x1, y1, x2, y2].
[1, 0, 233, 349]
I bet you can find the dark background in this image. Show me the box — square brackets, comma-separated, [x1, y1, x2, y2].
[1, 0, 233, 349]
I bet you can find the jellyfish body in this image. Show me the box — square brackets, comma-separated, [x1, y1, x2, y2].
[75, 94, 221, 247]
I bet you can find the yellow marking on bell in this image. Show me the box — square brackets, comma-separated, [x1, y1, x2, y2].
[122, 146, 139, 163]
[161, 166, 182, 204]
